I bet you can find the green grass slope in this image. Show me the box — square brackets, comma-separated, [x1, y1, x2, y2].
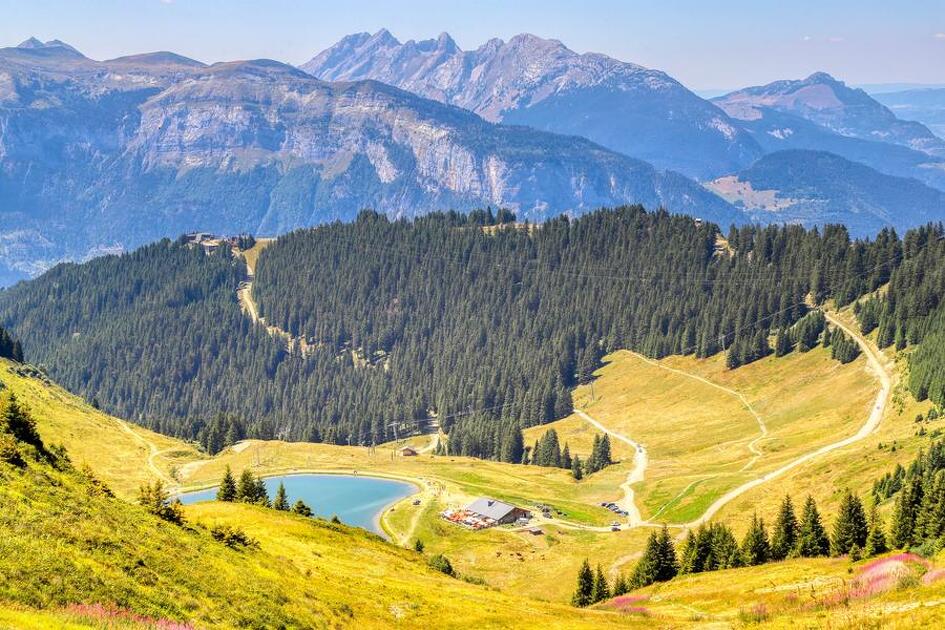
[0, 394, 632, 629]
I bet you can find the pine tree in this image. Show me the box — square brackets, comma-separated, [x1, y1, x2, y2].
[864, 504, 888, 557]
[679, 529, 699, 574]
[216, 465, 237, 502]
[587, 435, 601, 473]
[571, 454, 583, 480]
[236, 469, 256, 502]
[774, 328, 792, 357]
[292, 499, 313, 517]
[611, 573, 628, 596]
[561, 443, 572, 470]
[831, 490, 868, 556]
[796, 496, 830, 557]
[631, 525, 679, 585]
[571, 559, 594, 607]
[273, 481, 290, 511]
[741, 514, 770, 566]
[592, 564, 610, 603]
[889, 487, 916, 549]
[770, 495, 798, 560]
[598, 435, 612, 467]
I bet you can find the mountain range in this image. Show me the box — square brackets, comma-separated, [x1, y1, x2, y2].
[0, 38, 734, 285]
[302, 30, 763, 179]
[874, 87, 945, 140]
[2, 33, 945, 285]
[707, 150, 945, 234]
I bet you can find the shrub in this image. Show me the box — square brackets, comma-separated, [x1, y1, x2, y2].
[428, 554, 455, 577]
[209, 524, 258, 550]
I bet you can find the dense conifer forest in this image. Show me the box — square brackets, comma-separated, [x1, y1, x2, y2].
[0, 207, 941, 459]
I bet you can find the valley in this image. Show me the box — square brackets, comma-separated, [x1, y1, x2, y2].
[3, 7, 945, 628]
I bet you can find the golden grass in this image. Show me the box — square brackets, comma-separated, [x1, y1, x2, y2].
[0, 362, 203, 498]
[609, 551, 945, 628]
[543, 345, 877, 523]
[239, 237, 274, 274]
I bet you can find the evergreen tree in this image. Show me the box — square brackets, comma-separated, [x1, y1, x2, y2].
[864, 504, 888, 557]
[592, 564, 610, 603]
[611, 573, 628, 597]
[632, 525, 678, 587]
[571, 454, 583, 480]
[292, 500, 313, 517]
[273, 481, 290, 511]
[216, 465, 237, 502]
[236, 469, 256, 502]
[770, 495, 798, 561]
[561, 443, 572, 470]
[831, 490, 868, 556]
[889, 486, 916, 549]
[796, 496, 830, 557]
[741, 514, 770, 566]
[571, 559, 594, 607]
[0, 393, 43, 453]
[774, 327, 792, 357]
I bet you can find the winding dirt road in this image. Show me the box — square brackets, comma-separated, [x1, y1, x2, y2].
[632, 352, 768, 470]
[571, 310, 892, 532]
[573, 409, 647, 526]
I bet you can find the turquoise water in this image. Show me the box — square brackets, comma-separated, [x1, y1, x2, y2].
[178, 474, 416, 536]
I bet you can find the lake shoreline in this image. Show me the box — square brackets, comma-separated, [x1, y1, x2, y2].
[178, 470, 421, 539]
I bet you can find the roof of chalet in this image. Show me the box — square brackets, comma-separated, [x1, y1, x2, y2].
[465, 497, 522, 520]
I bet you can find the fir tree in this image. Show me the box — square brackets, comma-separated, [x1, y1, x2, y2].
[864, 504, 888, 557]
[571, 454, 583, 480]
[571, 559, 594, 607]
[770, 495, 798, 561]
[292, 500, 313, 517]
[831, 490, 868, 556]
[273, 481, 290, 511]
[592, 564, 610, 603]
[216, 465, 237, 502]
[741, 514, 770, 566]
[611, 573, 628, 597]
[561, 443, 572, 470]
[632, 525, 678, 587]
[796, 496, 830, 557]
[889, 487, 916, 549]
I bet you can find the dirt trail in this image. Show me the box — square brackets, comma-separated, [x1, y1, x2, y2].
[631, 352, 768, 470]
[237, 246, 314, 355]
[573, 409, 647, 526]
[679, 310, 892, 528]
[111, 417, 174, 487]
[566, 311, 891, 533]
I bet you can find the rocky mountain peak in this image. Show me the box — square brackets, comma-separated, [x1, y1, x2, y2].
[301, 30, 762, 178]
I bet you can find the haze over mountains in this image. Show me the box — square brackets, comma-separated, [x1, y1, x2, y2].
[302, 29, 763, 179]
[1, 31, 945, 285]
[0, 37, 733, 285]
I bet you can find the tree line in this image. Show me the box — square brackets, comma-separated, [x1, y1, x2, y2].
[0, 208, 937, 462]
[572, 490, 888, 606]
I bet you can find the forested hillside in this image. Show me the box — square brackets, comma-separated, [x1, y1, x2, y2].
[854, 225, 945, 406]
[0, 207, 933, 456]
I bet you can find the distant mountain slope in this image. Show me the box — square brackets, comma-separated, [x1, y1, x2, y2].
[874, 88, 945, 140]
[720, 106, 945, 192]
[302, 30, 763, 179]
[706, 150, 945, 234]
[715, 73, 945, 157]
[0, 40, 738, 285]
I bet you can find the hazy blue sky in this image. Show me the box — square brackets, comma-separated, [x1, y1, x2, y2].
[1, 0, 943, 90]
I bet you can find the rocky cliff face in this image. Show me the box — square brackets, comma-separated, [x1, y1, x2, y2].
[0, 41, 738, 284]
[302, 30, 763, 179]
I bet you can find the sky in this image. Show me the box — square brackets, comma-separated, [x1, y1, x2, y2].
[1, 0, 943, 91]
